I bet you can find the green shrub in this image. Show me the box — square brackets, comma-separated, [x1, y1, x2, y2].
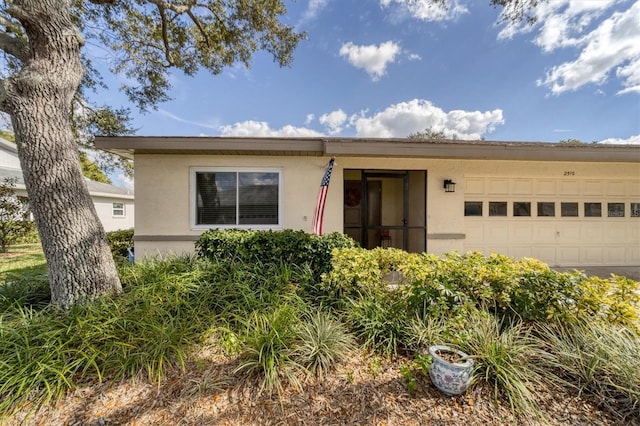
[106, 228, 134, 260]
[195, 229, 356, 282]
[346, 292, 407, 357]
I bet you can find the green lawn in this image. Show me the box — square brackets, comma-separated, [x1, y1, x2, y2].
[0, 243, 46, 276]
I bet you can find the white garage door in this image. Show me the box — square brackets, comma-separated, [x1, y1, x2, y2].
[463, 177, 640, 267]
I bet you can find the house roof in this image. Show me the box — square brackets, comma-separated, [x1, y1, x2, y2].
[0, 166, 134, 199]
[95, 136, 640, 163]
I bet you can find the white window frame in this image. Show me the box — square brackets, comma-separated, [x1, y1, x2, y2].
[112, 201, 125, 217]
[190, 167, 283, 230]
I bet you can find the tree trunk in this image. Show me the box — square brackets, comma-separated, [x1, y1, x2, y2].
[1, 0, 121, 308]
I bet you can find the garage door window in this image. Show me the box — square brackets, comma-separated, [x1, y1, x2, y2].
[584, 202, 601, 217]
[489, 202, 507, 216]
[537, 202, 555, 217]
[513, 202, 531, 217]
[561, 202, 578, 217]
[632, 203, 640, 217]
[464, 201, 483, 216]
[607, 203, 625, 218]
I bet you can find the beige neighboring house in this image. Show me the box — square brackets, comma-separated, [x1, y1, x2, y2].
[1, 137, 134, 232]
[96, 136, 640, 268]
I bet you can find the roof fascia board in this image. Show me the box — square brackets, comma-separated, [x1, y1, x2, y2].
[324, 140, 640, 163]
[95, 137, 640, 163]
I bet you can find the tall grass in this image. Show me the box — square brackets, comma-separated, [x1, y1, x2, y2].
[0, 256, 225, 416]
[458, 315, 552, 419]
[537, 321, 640, 421]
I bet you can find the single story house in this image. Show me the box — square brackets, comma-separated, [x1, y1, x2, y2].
[1, 137, 135, 232]
[95, 136, 640, 268]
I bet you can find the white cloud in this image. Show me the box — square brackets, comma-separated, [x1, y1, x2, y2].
[379, 0, 468, 22]
[157, 109, 220, 130]
[597, 134, 640, 144]
[297, 0, 331, 27]
[498, 0, 640, 94]
[112, 173, 134, 191]
[408, 53, 422, 61]
[219, 120, 323, 137]
[305, 113, 315, 125]
[349, 99, 504, 139]
[319, 109, 347, 134]
[339, 41, 401, 81]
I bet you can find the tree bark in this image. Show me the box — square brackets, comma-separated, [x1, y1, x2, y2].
[1, 0, 121, 308]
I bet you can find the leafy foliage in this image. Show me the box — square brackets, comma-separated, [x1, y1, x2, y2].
[0, 178, 33, 253]
[1, 243, 639, 418]
[79, 151, 111, 184]
[195, 229, 357, 282]
[106, 228, 134, 261]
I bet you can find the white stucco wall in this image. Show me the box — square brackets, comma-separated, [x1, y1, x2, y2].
[133, 153, 640, 264]
[92, 197, 135, 232]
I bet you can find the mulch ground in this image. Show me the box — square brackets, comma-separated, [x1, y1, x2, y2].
[5, 349, 636, 426]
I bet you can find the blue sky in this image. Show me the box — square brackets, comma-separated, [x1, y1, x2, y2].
[93, 0, 640, 186]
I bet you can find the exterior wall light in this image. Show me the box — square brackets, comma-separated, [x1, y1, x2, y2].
[444, 179, 456, 193]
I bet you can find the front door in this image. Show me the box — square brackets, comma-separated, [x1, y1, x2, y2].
[344, 170, 426, 252]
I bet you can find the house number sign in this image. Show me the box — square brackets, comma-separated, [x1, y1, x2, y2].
[563, 171, 576, 176]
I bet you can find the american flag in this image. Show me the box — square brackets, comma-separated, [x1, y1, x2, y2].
[312, 158, 335, 235]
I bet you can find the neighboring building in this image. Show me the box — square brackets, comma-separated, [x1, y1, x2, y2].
[1, 137, 134, 232]
[96, 136, 640, 267]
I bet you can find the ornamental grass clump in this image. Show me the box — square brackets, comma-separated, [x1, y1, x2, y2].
[293, 309, 355, 378]
[458, 315, 551, 419]
[537, 321, 640, 421]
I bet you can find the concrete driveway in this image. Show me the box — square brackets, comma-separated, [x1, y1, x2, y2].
[553, 266, 640, 281]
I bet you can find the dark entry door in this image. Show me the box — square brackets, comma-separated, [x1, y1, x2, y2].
[344, 170, 426, 252]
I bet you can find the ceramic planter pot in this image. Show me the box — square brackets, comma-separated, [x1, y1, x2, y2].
[428, 345, 474, 395]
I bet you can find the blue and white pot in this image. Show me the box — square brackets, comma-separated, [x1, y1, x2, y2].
[428, 345, 474, 395]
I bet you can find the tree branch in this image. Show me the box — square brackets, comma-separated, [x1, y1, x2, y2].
[0, 32, 29, 62]
[156, 5, 174, 66]
[186, 9, 210, 48]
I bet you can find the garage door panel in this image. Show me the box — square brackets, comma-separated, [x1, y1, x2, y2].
[559, 180, 579, 195]
[627, 222, 640, 243]
[512, 179, 533, 195]
[604, 223, 626, 242]
[583, 223, 604, 241]
[584, 180, 603, 195]
[465, 178, 484, 195]
[534, 223, 556, 241]
[626, 246, 640, 264]
[511, 246, 533, 259]
[485, 223, 508, 240]
[465, 222, 484, 242]
[488, 179, 509, 195]
[535, 180, 556, 195]
[606, 181, 625, 197]
[604, 247, 626, 265]
[582, 247, 603, 265]
[534, 247, 556, 265]
[558, 223, 580, 241]
[511, 223, 533, 240]
[558, 247, 580, 264]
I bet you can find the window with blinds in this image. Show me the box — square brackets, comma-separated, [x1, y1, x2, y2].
[193, 169, 280, 227]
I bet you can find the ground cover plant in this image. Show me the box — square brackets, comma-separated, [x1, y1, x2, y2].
[1, 231, 639, 424]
